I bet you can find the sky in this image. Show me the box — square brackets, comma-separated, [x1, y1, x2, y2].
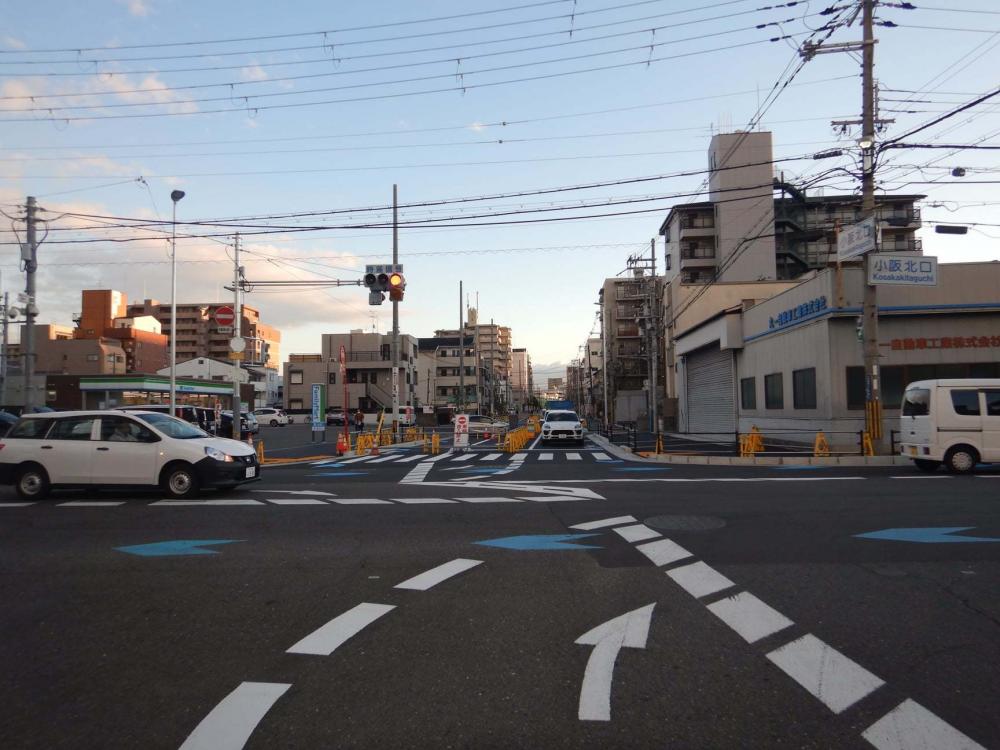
[0, 0, 997, 385]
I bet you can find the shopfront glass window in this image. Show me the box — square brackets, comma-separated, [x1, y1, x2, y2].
[764, 373, 783, 409]
[792, 368, 817, 409]
[740, 377, 756, 410]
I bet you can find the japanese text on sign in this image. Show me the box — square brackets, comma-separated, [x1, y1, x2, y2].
[868, 253, 938, 286]
[769, 296, 828, 330]
[888, 336, 1000, 351]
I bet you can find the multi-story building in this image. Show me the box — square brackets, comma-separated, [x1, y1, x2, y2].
[75, 290, 169, 373]
[584, 336, 603, 419]
[416, 334, 478, 414]
[126, 299, 281, 368]
[434, 309, 513, 413]
[511, 348, 533, 411]
[282, 330, 418, 414]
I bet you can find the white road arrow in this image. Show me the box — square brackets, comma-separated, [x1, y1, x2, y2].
[575, 603, 656, 722]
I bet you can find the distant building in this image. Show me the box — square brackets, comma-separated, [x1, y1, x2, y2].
[155, 356, 278, 408]
[76, 290, 169, 373]
[511, 348, 533, 410]
[434, 308, 513, 413]
[416, 334, 477, 414]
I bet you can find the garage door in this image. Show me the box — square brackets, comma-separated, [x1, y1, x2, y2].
[686, 346, 735, 434]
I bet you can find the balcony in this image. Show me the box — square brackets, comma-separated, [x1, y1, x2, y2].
[678, 214, 715, 240]
[680, 245, 717, 268]
[880, 236, 923, 253]
[615, 284, 646, 300]
[616, 325, 641, 338]
[348, 350, 390, 362]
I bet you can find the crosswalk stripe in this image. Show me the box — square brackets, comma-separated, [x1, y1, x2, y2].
[395, 454, 428, 463]
[481, 453, 503, 461]
[567, 452, 582, 460]
[452, 453, 476, 462]
[339, 455, 374, 464]
[367, 455, 401, 463]
[592, 452, 613, 462]
[538, 453, 554, 461]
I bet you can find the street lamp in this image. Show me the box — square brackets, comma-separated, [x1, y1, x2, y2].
[169, 189, 185, 416]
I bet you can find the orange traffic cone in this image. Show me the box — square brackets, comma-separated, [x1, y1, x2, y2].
[336, 433, 347, 456]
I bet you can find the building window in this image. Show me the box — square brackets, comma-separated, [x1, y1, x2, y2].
[792, 368, 817, 409]
[87, 354, 99, 362]
[289, 399, 303, 409]
[740, 377, 756, 410]
[328, 372, 337, 385]
[951, 390, 980, 416]
[764, 373, 783, 409]
[289, 370, 304, 385]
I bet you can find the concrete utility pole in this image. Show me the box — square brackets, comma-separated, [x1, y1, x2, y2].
[860, 0, 882, 444]
[1, 291, 9, 407]
[168, 189, 185, 417]
[232, 233, 242, 439]
[600, 299, 610, 430]
[22, 197, 38, 413]
[649, 238, 659, 434]
[391, 184, 400, 438]
[458, 281, 465, 412]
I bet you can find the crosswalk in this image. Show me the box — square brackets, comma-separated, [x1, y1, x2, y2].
[314, 450, 617, 468]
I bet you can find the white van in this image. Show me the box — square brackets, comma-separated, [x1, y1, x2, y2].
[0, 410, 259, 500]
[899, 379, 1000, 473]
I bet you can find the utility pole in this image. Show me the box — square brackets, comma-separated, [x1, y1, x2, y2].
[859, 0, 882, 445]
[232, 233, 242, 439]
[23, 197, 38, 413]
[391, 184, 400, 439]
[0, 291, 9, 407]
[458, 281, 465, 413]
[600, 298, 610, 430]
[649, 238, 659, 434]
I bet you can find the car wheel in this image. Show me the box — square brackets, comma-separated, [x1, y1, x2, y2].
[161, 463, 200, 499]
[913, 459, 940, 473]
[270, 419, 279, 427]
[15, 464, 50, 500]
[944, 445, 979, 475]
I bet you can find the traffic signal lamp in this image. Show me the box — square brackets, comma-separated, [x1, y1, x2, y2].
[364, 272, 384, 306]
[388, 272, 406, 302]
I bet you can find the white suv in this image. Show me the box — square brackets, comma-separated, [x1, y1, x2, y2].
[0, 410, 260, 500]
[254, 407, 288, 427]
[541, 410, 585, 446]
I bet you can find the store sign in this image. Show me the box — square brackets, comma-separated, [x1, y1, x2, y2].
[768, 296, 828, 330]
[889, 336, 1000, 351]
[837, 217, 877, 261]
[868, 254, 938, 286]
[311, 383, 325, 431]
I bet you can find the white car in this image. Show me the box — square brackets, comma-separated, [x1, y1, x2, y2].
[0, 410, 260, 500]
[254, 407, 289, 427]
[466, 414, 507, 436]
[541, 410, 585, 446]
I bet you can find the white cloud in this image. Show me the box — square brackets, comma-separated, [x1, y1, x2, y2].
[119, 0, 153, 17]
[2, 36, 26, 50]
[468, 121, 487, 132]
[240, 64, 269, 82]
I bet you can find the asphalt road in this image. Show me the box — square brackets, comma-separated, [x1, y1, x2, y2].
[1, 438, 997, 749]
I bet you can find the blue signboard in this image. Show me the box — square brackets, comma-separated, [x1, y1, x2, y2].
[311, 383, 325, 431]
[768, 296, 828, 330]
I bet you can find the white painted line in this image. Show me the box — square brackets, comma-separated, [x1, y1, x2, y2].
[265, 498, 329, 505]
[538, 452, 554, 461]
[570, 516, 638, 531]
[367, 454, 402, 463]
[519, 495, 586, 502]
[634, 538, 694, 567]
[394, 454, 428, 463]
[58, 501, 126, 507]
[451, 453, 477, 462]
[339, 456, 375, 464]
[614, 524, 661, 543]
[706, 592, 794, 644]
[890, 475, 951, 480]
[252, 490, 336, 496]
[766, 634, 884, 713]
[151, 499, 263, 506]
[481, 453, 503, 461]
[666, 561, 736, 599]
[395, 558, 483, 590]
[862, 699, 986, 750]
[592, 452, 613, 462]
[331, 498, 392, 505]
[528, 434, 543, 450]
[179, 681, 291, 750]
[392, 497, 457, 504]
[974, 475, 1000, 479]
[452, 496, 524, 503]
[287, 602, 395, 656]
[567, 452, 582, 461]
[0, 502, 36, 507]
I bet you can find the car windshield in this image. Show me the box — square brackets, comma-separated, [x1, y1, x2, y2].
[135, 412, 208, 439]
[546, 411, 579, 422]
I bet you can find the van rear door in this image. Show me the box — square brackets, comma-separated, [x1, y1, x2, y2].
[900, 385, 931, 455]
[982, 390, 1000, 462]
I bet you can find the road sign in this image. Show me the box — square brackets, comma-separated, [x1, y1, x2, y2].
[227, 352, 244, 360]
[837, 217, 877, 261]
[454, 413, 470, 448]
[868, 253, 938, 286]
[229, 336, 246, 353]
[215, 305, 235, 326]
[311, 383, 326, 431]
[216, 326, 233, 334]
[339, 344, 347, 374]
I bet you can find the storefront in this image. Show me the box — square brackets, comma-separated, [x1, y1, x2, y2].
[673, 262, 1000, 447]
[69, 375, 253, 411]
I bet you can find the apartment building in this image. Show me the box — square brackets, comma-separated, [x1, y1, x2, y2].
[511, 347, 533, 411]
[416, 334, 478, 413]
[75, 290, 169, 373]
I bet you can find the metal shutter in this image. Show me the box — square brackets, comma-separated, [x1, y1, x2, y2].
[686, 346, 735, 434]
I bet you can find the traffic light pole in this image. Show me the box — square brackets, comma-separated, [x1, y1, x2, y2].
[391, 184, 401, 440]
[232, 233, 242, 440]
[23, 197, 38, 414]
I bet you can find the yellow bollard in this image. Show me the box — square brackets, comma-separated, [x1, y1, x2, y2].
[256, 440, 264, 463]
[862, 431, 875, 457]
[813, 431, 831, 457]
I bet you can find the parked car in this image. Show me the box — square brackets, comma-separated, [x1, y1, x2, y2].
[326, 409, 346, 426]
[221, 410, 257, 436]
[254, 407, 289, 427]
[466, 414, 506, 436]
[899, 379, 1000, 473]
[285, 408, 311, 424]
[0, 410, 259, 500]
[541, 410, 585, 446]
[0, 410, 18, 437]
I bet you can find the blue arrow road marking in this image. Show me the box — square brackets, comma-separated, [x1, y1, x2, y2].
[474, 533, 601, 550]
[854, 527, 1000, 543]
[115, 539, 244, 557]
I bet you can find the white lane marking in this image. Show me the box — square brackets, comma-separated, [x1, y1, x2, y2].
[634, 538, 694, 567]
[265, 498, 329, 505]
[567, 452, 582, 461]
[338, 456, 376, 464]
[666, 561, 736, 599]
[706, 591, 794, 644]
[400, 450, 453, 484]
[0, 502, 35, 507]
[331, 498, 392, 505]
[890, 475, 951, 480]
[481, 453, 503, 461]
[509, 477, 867, 484]
[592, 452, 613, 462]
[287, 602, 395, 656]
[367, 455, 402, 463]
[151, 499, 263, 506]
[862, 699, 987, 750]
[252, 490, 336, 496]
[538, 452, 554, 461]
[452, 496, 523, 503]
[765, 634, 885, 714]
[58, 501, 126, 507]
[394, 454, 428, 463]
[451, 453, 477, 462]
[391, 497, 456, 504]
[395, 558, 483, 590]
[179, 681, 291, 750]
[614, 524, 661, 543]
[570, 515, 638, 531]
[576, 603, 655, 722]
[519, 495, 588, 502]
[528, 434, 543, 450]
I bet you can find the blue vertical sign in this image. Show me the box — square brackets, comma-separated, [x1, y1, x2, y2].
[311, 383, 325, 431]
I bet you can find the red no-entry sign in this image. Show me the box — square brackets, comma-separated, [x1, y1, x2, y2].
[215, 305, 235, 326]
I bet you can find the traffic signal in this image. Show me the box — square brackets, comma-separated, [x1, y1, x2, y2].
[388, 272, 406, 302]
[364, 272, 384, 306]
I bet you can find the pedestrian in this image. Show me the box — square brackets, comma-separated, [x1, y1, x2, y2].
[354, 409, 365, 432]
